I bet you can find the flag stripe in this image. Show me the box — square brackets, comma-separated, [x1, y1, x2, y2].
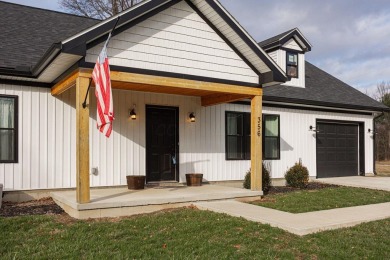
[92, 42, 114, 138]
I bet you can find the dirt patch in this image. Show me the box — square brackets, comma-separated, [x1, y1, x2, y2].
[266, 182, 339, 195]
[376, 161, 390, 176]
[0, 197, 64, 217]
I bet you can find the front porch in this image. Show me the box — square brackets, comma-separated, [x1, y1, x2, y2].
[51, 68, 264, 204]
[51, 184, 262, 219]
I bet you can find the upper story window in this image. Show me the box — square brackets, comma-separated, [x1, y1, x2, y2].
[286, 52, 298, 78]
[0, 95, 18, 163]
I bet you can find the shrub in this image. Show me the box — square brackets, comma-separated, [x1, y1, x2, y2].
[243, 163, 271, 193]
[284, 162, 309, 188]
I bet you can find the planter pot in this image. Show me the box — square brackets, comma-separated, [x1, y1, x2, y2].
[126, 176, 146, 190]
[186, 173, 203, 186]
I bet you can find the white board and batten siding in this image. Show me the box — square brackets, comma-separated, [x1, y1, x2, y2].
[267, 39, 305, 88]
[0, 83, 375, 191]
[262, 106, 374, 178]
[0, 85, 253, 191]
[0, 84, 77, 191]
[86, 1, 259, 85]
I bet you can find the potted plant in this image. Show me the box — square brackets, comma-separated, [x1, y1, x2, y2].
[185, 173, 203, 186]
[126, 176, 146, 190]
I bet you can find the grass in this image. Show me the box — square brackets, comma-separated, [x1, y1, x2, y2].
[1, 209, 390, 259]
[376, 160, 390, 176]
[252, 186, 390, 213]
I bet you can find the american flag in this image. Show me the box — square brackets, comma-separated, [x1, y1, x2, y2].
[92, 37, 114, 138]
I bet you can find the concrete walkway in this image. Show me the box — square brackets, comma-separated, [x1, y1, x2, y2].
[317, 176, 390, 191]
[195, 200, 390, 236]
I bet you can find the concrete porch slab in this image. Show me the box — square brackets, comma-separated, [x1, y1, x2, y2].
[317, 176, 390, 191]
[51, 185, 262, 219]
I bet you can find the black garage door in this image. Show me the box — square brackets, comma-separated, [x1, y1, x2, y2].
[316, 122, 359, 178]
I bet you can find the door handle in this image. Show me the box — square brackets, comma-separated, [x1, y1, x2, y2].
[172, 155, 177, 165]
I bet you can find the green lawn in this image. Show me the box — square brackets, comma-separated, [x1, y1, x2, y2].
[1, 209, 389, 259]
[252, 186, 390, 213]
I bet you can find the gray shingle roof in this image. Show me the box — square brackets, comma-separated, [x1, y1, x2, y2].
[0, 1, 99, 69]
[258, 28, 296, 48]
[263, 61, 389, 112]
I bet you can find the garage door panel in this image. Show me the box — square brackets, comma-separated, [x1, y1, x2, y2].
[317, 122, 359, 178]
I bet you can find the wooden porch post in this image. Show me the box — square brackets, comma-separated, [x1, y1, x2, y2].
[76, 76, 90, 203]
[251, 95, 262, 191]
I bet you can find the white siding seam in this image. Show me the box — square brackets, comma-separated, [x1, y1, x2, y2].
[100, 38, 242, 62]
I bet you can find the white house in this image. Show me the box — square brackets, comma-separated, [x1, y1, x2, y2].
[0, 0, 388, 203]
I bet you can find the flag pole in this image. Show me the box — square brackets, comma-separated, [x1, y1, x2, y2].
[82, 17, 120, 109]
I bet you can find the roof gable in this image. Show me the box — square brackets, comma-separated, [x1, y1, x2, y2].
[62, 0, 287, 85]
[259, 28, 312, 53]
[85, 1, 259, 85]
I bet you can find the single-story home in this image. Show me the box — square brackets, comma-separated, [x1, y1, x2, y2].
[0, 0, 388, 203]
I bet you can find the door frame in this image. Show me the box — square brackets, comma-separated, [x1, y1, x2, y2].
[315, 119, 365, 178]
[145, 105, 180, 182]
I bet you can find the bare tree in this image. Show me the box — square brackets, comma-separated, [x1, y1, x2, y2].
[372, 81, 390, 161]
[59, 0, 144, 19]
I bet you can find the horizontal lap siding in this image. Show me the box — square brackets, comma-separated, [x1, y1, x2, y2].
[262, 106, 374, 178]
[283, 38, 303, 51]
[86, 1, 258, 84]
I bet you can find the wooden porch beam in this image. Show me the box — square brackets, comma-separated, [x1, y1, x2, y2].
[76, 76, 90, 204]
[51, 70, 79, 96]
[251, 95, 262, 191]
[201, 94, 250, 107]
[79, 69, 262, 96]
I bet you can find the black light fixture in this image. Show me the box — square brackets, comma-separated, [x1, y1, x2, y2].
[309, 125, 319, 133]
[368, 129, 376, 134]
[129, 105, 137, 120]
[189, 112, 196, 122]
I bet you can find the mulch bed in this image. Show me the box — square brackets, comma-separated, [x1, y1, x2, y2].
[266, 182, 339, 195]
[0, 182, 338, 217]
[0, 197, 64, 217]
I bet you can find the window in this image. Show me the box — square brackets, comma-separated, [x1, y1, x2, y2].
[225, 112, 280, 160]
[286, 52, 298, 78]
[225, 112, 250, 160]
[263, 115, 280, 160]
[0, 95, 18, 163]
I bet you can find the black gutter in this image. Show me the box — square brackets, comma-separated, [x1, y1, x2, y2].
[373, 112, 385, 175]
[31, 43, 62, 76]
[0, 42, 62, 79]
[263, 95, 390, 113]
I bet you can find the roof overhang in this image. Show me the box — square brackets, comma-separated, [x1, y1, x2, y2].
[261, 28, 313, 53]
[1, 0, 287, 86]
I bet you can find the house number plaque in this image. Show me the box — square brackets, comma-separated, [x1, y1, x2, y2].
[257, 117, 261, 137]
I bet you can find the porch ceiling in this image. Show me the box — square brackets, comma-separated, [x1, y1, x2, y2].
[52, 68, 262, 107]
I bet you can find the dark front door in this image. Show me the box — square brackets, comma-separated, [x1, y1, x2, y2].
[146, 106, 179, 182]
[316, 122, 359, 178]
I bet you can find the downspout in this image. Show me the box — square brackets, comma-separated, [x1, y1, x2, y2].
[373, 112, 385, 175]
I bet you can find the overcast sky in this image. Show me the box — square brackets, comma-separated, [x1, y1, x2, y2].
[4, 0, 390, 95]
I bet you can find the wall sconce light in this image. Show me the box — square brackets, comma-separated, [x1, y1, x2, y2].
[309, 125, 320, 133]
[368, 129, 376, 135]
[189, 112, 196, 122]
[129, 105, 137, 120]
